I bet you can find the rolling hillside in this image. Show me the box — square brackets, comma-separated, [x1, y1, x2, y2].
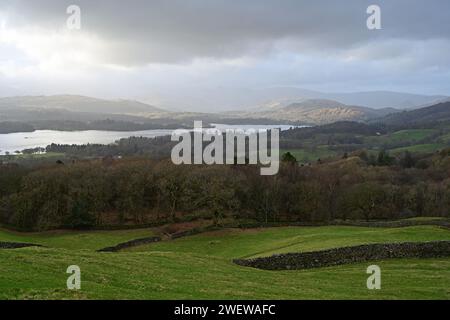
[1, 224, 449, 299]
[376, 101, 450, 127]
[234, 99, 398, 125]
[0, 95, 167, 116]
[152, 86, 447, 112]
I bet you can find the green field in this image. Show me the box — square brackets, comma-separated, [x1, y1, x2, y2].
[0, 227, 155, 250]
[365, 129, 437, 145]
[389, 143, 446, 155]
[1, 225, 450, 299]
[439, 132, 450, 143]
[281, 146, 338, 163]
[388, 129, 437, 142]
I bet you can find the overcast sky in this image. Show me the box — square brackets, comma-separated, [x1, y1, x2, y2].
[1, 0, 450, 111]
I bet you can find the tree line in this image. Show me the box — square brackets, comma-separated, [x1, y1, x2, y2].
[1, 149, 450, 231]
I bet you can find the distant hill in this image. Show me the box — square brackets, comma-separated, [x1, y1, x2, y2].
[0, 95, 167, 116]
[162, 86, 447, 112]
[322, 91, 447, 110]
[233, 99, 398, 125]
[376, 101, 450, 127]
[0, 96, 204, 132]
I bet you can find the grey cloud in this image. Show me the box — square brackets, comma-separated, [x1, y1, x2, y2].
[2, 0, 450, 65]
[1, 0, 450, 110]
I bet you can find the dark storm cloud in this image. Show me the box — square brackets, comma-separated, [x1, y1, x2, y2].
[2, 0, 450, 65]
[2, 0, 450, 106]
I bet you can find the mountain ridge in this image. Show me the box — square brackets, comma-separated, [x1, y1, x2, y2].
[374, 101, 450, 127]
[228, 98, 399, 125]
[0, 95, 167, 116]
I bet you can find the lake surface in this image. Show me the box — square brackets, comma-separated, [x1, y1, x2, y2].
[211, 124, 298, 131]
[0, 124, 301, 155]
[0, 129, 173, 154]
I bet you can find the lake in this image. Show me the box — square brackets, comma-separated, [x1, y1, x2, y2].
[0, 124, 300, 155]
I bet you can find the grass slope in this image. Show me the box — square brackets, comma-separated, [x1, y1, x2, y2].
[0, 225, 450, 299]
[389, 143, 446, 155]
[0, 228, 155, 250]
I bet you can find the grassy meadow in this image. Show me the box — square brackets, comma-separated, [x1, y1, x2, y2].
[281, 147, 338, 163]
[1, 224, 450, 300]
